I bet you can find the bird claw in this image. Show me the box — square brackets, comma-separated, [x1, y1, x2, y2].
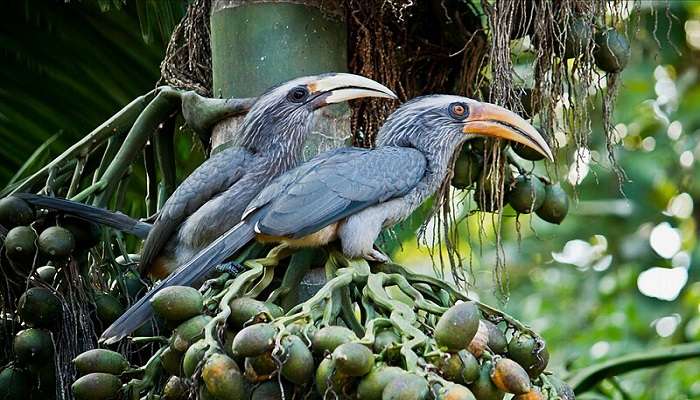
[216, 261, 245, 275]
[363, 249, 390, 264]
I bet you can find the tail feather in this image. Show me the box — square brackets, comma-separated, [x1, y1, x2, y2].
[16, 193, 152, 238]
[100, 221, 256, 344]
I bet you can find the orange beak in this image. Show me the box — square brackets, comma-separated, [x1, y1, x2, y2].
[462, 102, 553, 161]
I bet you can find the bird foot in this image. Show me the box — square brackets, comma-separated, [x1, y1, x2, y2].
[216, 261, 245, 275]
[363, 249, 390, 264]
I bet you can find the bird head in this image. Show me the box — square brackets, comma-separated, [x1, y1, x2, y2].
[376, 95, 553, 161]
[236, 73, 396, 153]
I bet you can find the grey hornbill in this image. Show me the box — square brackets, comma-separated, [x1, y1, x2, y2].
[101, 94, 552, 343]
[17, 73, 396, 280]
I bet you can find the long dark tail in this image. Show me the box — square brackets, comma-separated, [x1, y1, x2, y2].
[16, 193, 152, 238]
[100, 221, 256, 344]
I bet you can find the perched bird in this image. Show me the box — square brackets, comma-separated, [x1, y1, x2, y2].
[101, 94, 552, 343]
[17, 73, 396, 280]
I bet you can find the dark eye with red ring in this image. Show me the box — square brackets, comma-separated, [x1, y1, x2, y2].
[288, 86, 309, 102]
[449, 103, 468, 119]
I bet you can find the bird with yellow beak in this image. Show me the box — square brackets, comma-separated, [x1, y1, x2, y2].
[100, 94, 551, 343]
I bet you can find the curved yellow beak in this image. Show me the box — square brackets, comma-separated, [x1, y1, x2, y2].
[307, 73, 397, 106]
[463, 102, 553, 161]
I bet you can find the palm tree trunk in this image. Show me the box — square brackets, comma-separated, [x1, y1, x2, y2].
[209, 0, 349, 157]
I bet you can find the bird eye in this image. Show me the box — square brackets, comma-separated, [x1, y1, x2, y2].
[449, 103, 468, 119]
[288, 86, 309, 102]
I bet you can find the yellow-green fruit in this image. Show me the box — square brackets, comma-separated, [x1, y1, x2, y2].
[61, 216, 101, 249]
[373, 329, 400, 354]
[13, 328, 53, 365]
[160, 346, 183, 377]
[483, 321, 508, 354]
[198, 385, 216, 400]
[94, 293, 124, 326]
[507, 334, 549, 378]
[71, 373, 122, 400]
[508, 176, 545, 214]
[594, 28, 631, 73]
[73, 349, 128, 376]
[315, 357, 352, 396]
[0, 197, 34, 228]
[535, 183, 569, 224]
[151, 286, 203, 322]
[312, 325, 358, 355]
[280, 335, 314, 385]
[0, 367, 32, 400]
[17, 287, 62, 328]
[231, 323, 276, 358]
[547, 375, 575, 400]
[490, 358, 531, 394]
[468, 362, 504, 400]
[357, 366, 405, 400]
[451, 148, 483, 189]
[437, 384, 476, 400]
[251, 380, 291, 400]
[170, 315, 212, 352]
[315, 357, 335, 396]
[113, 271, 147, 300]
[333, 342, 374, 377]
[382, 374, 429, 400]
[227, 297, 280, 328]
[5, 226, 37, 263]
[435, 302, 480, 352]
[433, 350, 478, 384]
[564, 17, 593, 59]
[36, 265, 57, 283]
[201, 354, 246, 400]
[245, 352, 277, 378]
[182, 339, 208, 377]
[38, 226, 75, 258]
[162, 376, 188, 400]
[513, 387, 544, 400]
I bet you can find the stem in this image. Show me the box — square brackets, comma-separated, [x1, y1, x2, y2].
[180, 91, 255, 138]
[144, 141, 157, 216]
[93, 87, 181, 208]
[66, 155, 87, 198]
[9, 90, 157, 195]
[154, 116, 177, 201]
[567, 342, 700, 394]
[93, 135, 124, 185]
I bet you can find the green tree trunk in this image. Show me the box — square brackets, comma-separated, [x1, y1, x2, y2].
[209, 0, 349, 158]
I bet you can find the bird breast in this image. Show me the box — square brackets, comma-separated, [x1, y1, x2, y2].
[256, 222, 339, 248]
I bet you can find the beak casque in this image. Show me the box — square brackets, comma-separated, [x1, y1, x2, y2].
[307, 73, 397, 105]
[463, 102, 554, 161]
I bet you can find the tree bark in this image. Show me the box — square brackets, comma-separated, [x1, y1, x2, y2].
[209, 0, 349, 157]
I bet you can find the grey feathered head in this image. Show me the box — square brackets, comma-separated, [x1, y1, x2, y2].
[376, 94, 552, 161]
[233, 73, 396, 156]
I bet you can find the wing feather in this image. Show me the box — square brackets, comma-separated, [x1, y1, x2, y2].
[253, 147, 426, 238]
[139, 147, 251, 273]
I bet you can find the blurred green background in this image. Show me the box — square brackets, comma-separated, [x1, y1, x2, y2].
[2, 1, 700, 398]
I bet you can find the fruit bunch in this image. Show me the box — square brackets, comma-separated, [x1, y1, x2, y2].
[67, 249, 574, 400]
[451, 140, 570, 225]
[0, 195, 150, 399]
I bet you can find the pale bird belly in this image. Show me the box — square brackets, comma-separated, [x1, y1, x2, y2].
[256, 223, 339, 248]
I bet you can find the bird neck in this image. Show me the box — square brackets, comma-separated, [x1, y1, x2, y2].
[234, 112, 313, 169]
[382, 131, 465, 202]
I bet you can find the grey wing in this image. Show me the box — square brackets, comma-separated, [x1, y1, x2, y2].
[242, 147, 362, 218]
[139, 147, 251, 272]
[254, 147, 426, 238]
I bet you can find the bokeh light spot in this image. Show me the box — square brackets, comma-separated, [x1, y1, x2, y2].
[637, 267, 688, 301]
[649, 222, 681, 258]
